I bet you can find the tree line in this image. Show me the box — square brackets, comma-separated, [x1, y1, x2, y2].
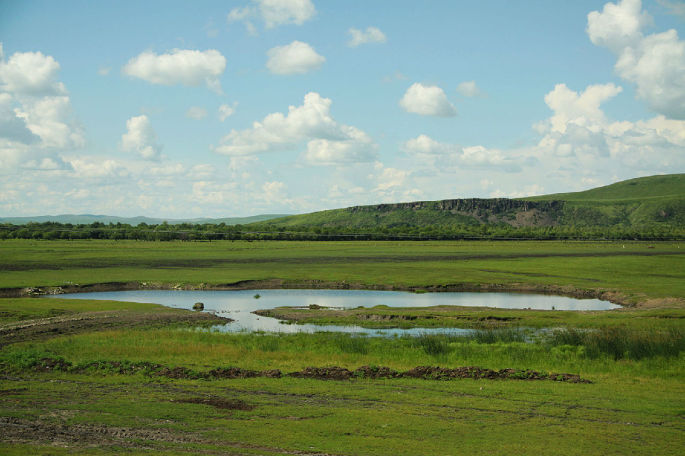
[0, 221, 683, 241]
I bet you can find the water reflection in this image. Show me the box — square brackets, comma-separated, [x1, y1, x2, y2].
[52, 289, 619, 335]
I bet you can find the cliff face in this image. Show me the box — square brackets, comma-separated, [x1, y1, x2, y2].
[344, 198, 565, 227]
[347, 198, 563, 213]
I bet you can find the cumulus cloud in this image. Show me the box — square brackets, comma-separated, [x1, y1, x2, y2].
[0, 45, 84, 173]
[214, 92, 377, 164]
[266, 41, 325, 75]
[219, 102, 238, 121]
[541, 83, 623, 134]
[375, 166, 408, 192]
[403, 134, 522, 172]
[303, 126, 376, 165]
[0, 49, 65, 96]
[456, 81, 483, 97]
[121, 115, 162, 161]
[122, 49, 226, 93]
[0, 93, 38, 144]
[348, 27, 387, 47]
[228, 0, 315, 32]
[534, 82, 685, 171]
[15, 95, 85, 149]
[186, 106, 208, 120]
[587, 0, 685, 119]
[399, 83, 457, 117]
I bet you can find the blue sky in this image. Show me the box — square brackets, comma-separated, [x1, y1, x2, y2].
[0, 0, 683, 217]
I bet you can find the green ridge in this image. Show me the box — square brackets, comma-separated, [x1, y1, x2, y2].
[254, 174, 685, 230]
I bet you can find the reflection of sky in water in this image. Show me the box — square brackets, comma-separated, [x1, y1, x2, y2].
[52, 289, 620, 335]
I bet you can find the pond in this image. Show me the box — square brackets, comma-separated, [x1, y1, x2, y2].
[52, 289, 620, 336]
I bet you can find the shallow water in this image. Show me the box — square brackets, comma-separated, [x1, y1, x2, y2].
[52, 289, 619, 336]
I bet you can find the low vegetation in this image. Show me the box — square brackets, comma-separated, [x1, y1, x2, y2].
[0, 237, 683, 454]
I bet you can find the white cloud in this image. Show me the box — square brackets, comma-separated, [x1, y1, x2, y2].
[0, 49, 65, 96]
[534, 82, 685, 171]
[262, 180, 286, 202]
[303, 126, 377, 165]
[122, 49, 226, 93]
[456, 81, 483, 97]
[98, 66, 111, 76]
[69, 157, 129, 178]
[191, 180, 239, 205]
[219, 102, 238, 121]
[490, 184, 545, 199]
[214, 92, 377, 164]
[587, 0, 685, 119]
[228, 0, 315, 32]
[399, 83, 457, 117]
[259, 0, 315, 28]
[658, 0, 685, 19]
[0, 93, 38, 144]
[121, 115, 162, 161]
[587, 0, 651, 52]
[375, 166, 408, 192]
[542, 83, 623, 134]
[15, 95, 85, 149]
[0, 47, 84, 173]
[348, 27, 387, 47]
[266, 41, 325, 75]
[186, 106, 208, 120]
[403, 134, 523, 172]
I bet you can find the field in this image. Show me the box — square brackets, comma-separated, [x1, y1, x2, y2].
[0, 239, 684, 455]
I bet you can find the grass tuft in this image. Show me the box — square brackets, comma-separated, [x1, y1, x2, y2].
[548, 326, 685, 360]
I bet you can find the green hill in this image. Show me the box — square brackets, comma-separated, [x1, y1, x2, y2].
[254, 174, 685, 230]
[526, 174, 685, 202]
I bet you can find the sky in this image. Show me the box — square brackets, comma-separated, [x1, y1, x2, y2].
[0, 0, 684, 218]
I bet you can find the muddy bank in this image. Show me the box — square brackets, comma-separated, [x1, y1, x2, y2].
[0, 309, 230, 347]
[0, 278, 637, 308]
[16, 358, 591, 383]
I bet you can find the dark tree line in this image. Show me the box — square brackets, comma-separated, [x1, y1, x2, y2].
[0, 221, 683, 241]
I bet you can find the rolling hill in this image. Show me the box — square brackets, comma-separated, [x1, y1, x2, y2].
[253, 174, 685, 230]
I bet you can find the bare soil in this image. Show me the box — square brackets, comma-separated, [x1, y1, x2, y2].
[0, 309, 229, 347]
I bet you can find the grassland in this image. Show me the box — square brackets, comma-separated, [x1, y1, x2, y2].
[0, 239, 684, 454]
[253, 174, 685, 229]
[1, 239, 684, 307]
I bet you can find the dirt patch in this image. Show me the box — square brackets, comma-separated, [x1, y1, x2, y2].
[0, 309, 230, 347]
[289, 366, 354, 380]
[176, 396, 255, 410]
[353, 365, 403, 379]
[403, 366, 590, 383]
[208, 366, 282, 379]
[0, 416, 336, 455]
[287, 365, 590, 383]
[13, 358, 591, 383]
[0, 415, 212, 448]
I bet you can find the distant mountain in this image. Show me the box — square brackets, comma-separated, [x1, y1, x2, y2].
[0, 214, 290, 226]
[251, 174, 685, 229]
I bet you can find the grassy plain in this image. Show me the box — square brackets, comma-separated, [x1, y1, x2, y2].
[0, 239, 684, 455]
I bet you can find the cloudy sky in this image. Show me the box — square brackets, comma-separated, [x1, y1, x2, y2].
[1, 0, 684, 218]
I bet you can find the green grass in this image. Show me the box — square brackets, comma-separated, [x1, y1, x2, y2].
[256, 305, 685, 330]
[528, 173, 685, 202]
[0, 297, 168, 324]
[1, 240, 684, 307]
[0, 239, 684, 454]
